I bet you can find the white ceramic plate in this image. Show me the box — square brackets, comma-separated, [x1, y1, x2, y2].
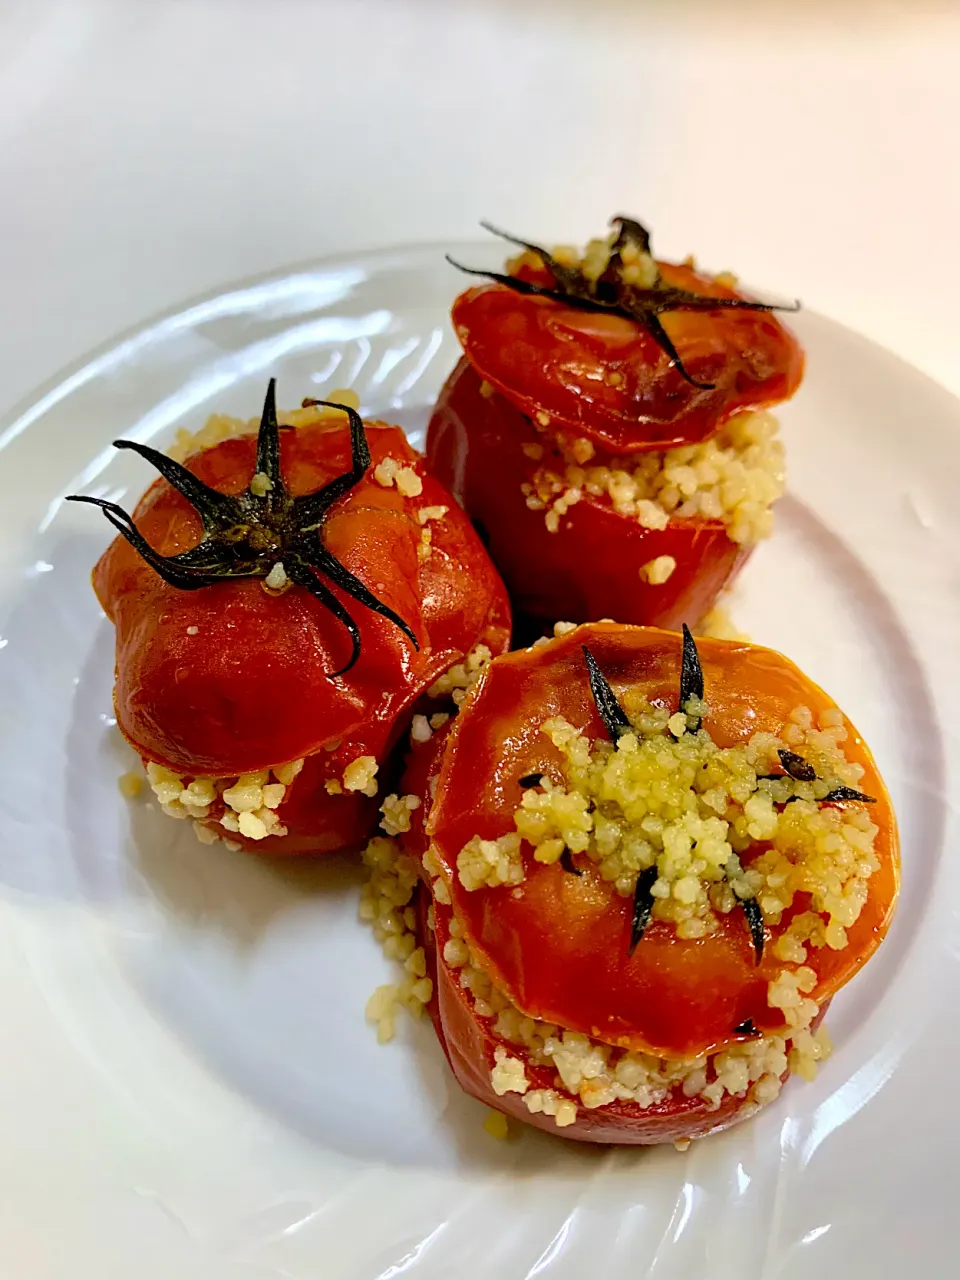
[0, 244, 958, 1280]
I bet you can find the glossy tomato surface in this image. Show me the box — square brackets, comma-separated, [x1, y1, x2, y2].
[94, 416, 511, 854]
[413, 624, 898, 1060]
[451, 260, 804, 454]
[428, 360, 750, 629]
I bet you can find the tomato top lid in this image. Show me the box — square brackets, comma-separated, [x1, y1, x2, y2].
[448, 217, 805, 454]
[71, 383, 439, 774]
[427, 623, 899, 1059]
[71, 380, 419, 678]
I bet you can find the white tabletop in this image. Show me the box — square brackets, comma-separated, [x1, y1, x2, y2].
[1, 0, 958, 418]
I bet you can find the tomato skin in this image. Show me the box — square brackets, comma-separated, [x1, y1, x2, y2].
[428, 360, 750, 629]
[94, 416, 511, 854]
[404, 734, 825, 1146]
[405, 624, 898, 1060]
[450, 261, 804, 455]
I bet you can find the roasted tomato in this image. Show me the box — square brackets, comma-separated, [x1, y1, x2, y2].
[399, 623, 897, 1143]
[428, 218, 803, 630]
[76, 382, 510, 855]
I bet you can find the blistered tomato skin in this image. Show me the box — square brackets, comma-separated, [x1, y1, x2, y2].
[428, 360, 750, 630]
[405, 625, 899, 1062]
[450, 261, 804, 455]
[93, 417, 511, 854]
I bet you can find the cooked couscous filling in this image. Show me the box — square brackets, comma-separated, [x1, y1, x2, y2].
[142, 757, 304, 847]
[359, 835, 435, 1043]
[166, 389, 363, 462]
[519, 409, 784, 545]
[456, 698, 879, 950]
[505, 232, 659, 298]
[361, 833, 831, 1131]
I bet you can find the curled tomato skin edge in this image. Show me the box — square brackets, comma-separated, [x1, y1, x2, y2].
[428, 360, 751, 630]
[450, 260, 804, 455]
[410, 623, 899, 1061]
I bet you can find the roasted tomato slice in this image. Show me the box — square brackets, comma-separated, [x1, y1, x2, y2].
[87, 394, 510, 854]
[428, 360, 751, 630]
[450, 259, 803, 455]
[411, 624, 898, 1060]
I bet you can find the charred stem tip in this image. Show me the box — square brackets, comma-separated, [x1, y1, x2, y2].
[479, 218, 518, 241]
[582, 644, 632, 745]
[445, 253, 482, 274]
[628, 864, 659, 954]
[777, 748, 817, 782]
[679, 624, 705, 729]
[301, 397, 362, 419]
[560, 849, 583, 877]
[821, 786, 877, 804]
[257, 378, 279, 447]
[741, 896, 765, 965]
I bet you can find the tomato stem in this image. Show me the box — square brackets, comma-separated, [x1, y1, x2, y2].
[582, 645, 631, 745]
[628, 865, 659, 953]
[66, 379, 419, 677]
[679, 623, 704, 730]
[450, 216, 799, 389]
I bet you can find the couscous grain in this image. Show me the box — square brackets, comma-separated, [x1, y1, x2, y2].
[457, 698, 877, 946]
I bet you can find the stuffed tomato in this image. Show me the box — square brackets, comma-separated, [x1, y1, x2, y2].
[427, 218, 804, 631]
[390, 622, 897, 1144]
[73, 382, 510, 855]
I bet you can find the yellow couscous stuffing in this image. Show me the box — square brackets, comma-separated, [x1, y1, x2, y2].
[372, 456, 422, 497]
[118, 771, 143, 799]
[380, 793, 422, 837]
[640, 554, 677, 585]
[483, 1109, 511, 1140]
[522, 408, 784, 547]
[141, 757, 304, 843]
[427, 642, 493, 707]
[167, 390, 361, 463]
[695, 604, 750, 643]
[457, 699, 878, 947]
[358, 837, 435, 1042]
[342, 755, 379, 797]
[263, 561, 288, 591]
